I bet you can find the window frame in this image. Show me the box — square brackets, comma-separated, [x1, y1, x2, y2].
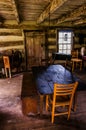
[57, 30, 73, 54]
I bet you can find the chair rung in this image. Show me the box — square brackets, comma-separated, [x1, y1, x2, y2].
[54, 112, 68, 116]
[55, 102, 69, 106]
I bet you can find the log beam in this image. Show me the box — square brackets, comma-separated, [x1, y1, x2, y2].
[37, 0, 68, 24]
[73, 18, 86, 25]
[54, 4, 86, 25]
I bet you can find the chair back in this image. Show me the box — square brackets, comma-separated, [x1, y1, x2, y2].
[3, 56, 10, 69]
[3, 56, 11, 78]
[71, 50, 78, 58]
[54, 82, 78, 98]
[50, 81, 78, 123]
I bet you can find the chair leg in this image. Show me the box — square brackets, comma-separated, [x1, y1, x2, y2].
[73, 93, 77, 112]
[9, 68, 11, 78]
[46, 95, 49, 111]
[68, 101, 73, 120]
[51, 106, 55, 123]
[5, 68, 8, 78]
[51, 98, 56, 123]
[68, 108, 71, 120]
[80, 61, 82, 71]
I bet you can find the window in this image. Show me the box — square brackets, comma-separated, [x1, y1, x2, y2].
[58, 30, 73, 54]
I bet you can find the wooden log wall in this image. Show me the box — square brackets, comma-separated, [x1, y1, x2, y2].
[47, 29, 57, 58]
[0, 28, 57, 71]
[74, 30, 86, 50]
[0, 29, 26, 72]
[0, 29, 24, 52]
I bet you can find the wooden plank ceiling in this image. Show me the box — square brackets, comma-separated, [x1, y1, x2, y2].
[0, 0, 86, 29]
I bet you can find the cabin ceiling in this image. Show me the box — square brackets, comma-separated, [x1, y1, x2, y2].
[0, 0, 86, 29]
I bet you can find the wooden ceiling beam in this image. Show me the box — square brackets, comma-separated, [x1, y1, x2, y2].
[73, 18, 86, 25]
[54, 4, 86, 25]
[37, 0, 68, 24]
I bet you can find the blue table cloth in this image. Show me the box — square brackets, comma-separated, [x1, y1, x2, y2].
[32, 65, 79, 95]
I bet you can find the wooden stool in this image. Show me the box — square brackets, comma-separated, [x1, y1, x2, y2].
[3, 56, 11, 78]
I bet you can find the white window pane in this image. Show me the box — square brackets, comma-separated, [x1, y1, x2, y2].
[58, 31, 73, 54]
[67, 50, 71, 54]
[63, 45, 66, 49]
[67, 38, 71, 43]
[63, 40, 68, 43]
[59, 32, 63, 37]
[63, 38, 71, 43]
[67, 33, 71, 37]
[58, 38, 63, 43]
[63, 50, 66, 53]
[67, 45, 71, 49]
[63, 33, 68, 41]
[59, 50, 62, 53]
[59, 45, 63, 49]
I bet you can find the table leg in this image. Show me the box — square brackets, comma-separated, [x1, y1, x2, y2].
[39, 95, 44, 115]
[46, 95, 49, 111]
[72, 61, 74, 72]
[80, 61, 82, 71]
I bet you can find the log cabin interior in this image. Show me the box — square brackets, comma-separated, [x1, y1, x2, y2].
[0, 0, 86, 130]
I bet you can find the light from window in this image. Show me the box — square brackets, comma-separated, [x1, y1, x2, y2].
[58, 30, 73, 54]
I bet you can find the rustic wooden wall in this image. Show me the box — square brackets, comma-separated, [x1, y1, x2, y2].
[74, 30, 86, 49]
[47, 29, 57, 57]
[0, 29, 24, 51]
[0, 28, 86, 73]
[0, 29, 26, 72]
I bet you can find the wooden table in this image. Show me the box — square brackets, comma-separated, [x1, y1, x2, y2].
[52, 52, 71, 65]
[32, 65, 79, 114]
[71, 58, 82, 72]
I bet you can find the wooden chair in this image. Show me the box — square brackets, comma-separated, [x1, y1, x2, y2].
[46, 81, 78, 123]
[66, 50, 82, 71]
[3, 56, 11, 78]
[71, 50, 78, 58]
[71, 50, 82, 71]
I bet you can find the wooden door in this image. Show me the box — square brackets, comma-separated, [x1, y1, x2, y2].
[26, 32, 45, 70]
